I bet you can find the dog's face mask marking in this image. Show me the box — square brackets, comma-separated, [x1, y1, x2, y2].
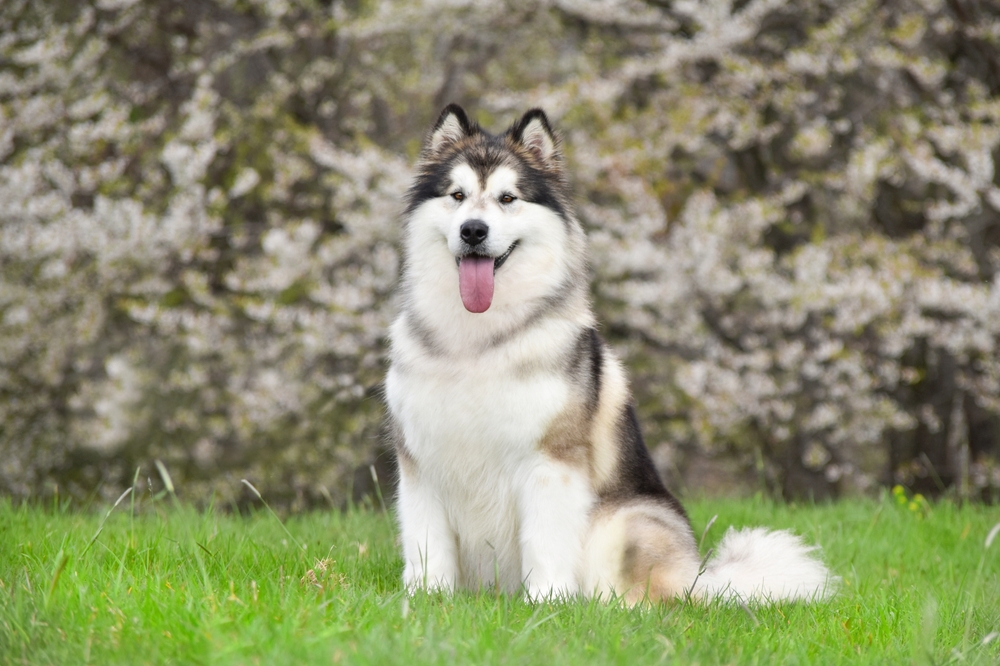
[443, 164, 523, 312]
[404, 105, 575, 317]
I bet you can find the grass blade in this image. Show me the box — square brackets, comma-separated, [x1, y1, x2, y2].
[81, 486, 134, 558]
[241, 479, 305, 551]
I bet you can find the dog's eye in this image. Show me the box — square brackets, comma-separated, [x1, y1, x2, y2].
[451, 192, 465, 202]
[500, 194, 516, 204]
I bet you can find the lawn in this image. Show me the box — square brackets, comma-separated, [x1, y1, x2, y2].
[0, 486, 997, 665]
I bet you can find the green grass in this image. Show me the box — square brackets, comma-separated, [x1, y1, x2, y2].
[1, 489, 997, 665]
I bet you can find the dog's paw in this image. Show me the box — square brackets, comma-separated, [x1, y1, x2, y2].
[523, 580, 578, 603]
[403, 565, 455, 594]
[404, 579, 454, 595]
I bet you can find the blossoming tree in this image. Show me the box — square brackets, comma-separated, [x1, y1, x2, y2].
[2, 0, 998, 505]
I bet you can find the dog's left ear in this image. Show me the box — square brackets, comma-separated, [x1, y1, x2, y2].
[510, 109, 559, 164]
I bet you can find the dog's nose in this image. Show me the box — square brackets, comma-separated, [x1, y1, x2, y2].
[460, 219, 489, 246]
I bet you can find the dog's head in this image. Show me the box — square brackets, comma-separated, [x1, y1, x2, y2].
[403, 105, 580, 316]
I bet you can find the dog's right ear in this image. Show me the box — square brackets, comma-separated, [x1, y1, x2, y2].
[426, 104, 475, 153]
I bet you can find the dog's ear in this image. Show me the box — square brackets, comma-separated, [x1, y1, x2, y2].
[427, 104, 475, 153]
[510, 109, 559, 164]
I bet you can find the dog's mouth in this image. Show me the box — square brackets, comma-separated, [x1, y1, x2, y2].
[454, 241, 518, 273]
[455, 241, 518, 313]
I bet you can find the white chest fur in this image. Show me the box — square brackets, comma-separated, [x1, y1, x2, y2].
[386, 315, 584, 591]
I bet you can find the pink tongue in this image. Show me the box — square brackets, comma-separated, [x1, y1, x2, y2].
[459, 256, 494, 313]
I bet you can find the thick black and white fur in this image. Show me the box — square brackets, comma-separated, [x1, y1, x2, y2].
[385, 105, 836, 604]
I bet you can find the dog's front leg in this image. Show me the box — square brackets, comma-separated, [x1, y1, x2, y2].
[397, 467, 458, 592]
[518, 458, 594, 601]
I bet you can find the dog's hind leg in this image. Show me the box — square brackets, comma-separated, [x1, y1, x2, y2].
[582, 499, 700, 606]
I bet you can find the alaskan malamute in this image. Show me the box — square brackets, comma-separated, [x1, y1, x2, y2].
[385, 105, 835, 604]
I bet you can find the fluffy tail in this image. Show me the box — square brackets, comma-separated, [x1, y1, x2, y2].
[691, 527, 838, 603]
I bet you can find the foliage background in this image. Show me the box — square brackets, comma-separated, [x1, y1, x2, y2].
[2, 0, 999, 507]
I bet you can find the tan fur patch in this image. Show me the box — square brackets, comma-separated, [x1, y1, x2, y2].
[538, 348, 632, 482]
[589, 356, 629, 492]
[619, 514, 697, 605]
[584, 500, 700, 607]
[538, 404, 590, 468]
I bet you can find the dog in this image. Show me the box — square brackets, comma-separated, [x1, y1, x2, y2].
[384, 104, 836, 604]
